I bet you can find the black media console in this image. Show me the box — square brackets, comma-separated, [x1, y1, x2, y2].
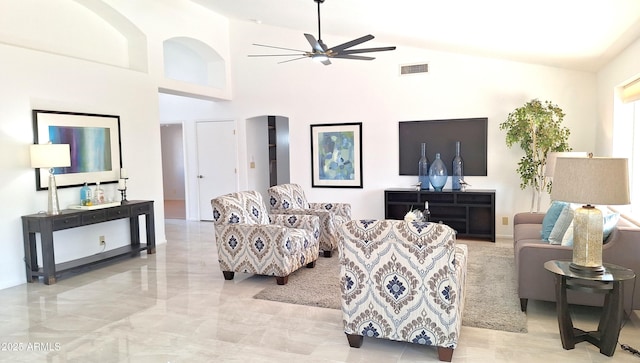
[384, 188, 495, 241]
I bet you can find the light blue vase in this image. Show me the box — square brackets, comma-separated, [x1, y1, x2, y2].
[429, 153, 447, 191]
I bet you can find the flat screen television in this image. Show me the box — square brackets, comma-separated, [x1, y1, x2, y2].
[398, 117, 488, 176]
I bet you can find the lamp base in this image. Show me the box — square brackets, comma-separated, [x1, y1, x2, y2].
[569, 262, 605, 276]
[47, 169, 61, 215]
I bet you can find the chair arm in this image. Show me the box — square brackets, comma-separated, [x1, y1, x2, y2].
[308, 202, 352, 219]
[269, 214, 320, 240]
[514, 212, 545, 225]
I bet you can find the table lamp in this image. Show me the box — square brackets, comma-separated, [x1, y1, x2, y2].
[544, 151, 588, 178]
[30, 143, 71, 215]
[550, 155, 630, 274]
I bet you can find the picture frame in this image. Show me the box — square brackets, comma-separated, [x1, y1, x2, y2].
[310, 122, 363, 188]
[32, 110, 122, 190]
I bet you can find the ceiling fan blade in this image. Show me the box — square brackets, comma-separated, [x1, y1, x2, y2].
[338, 46, 397, 55]
[327, 34, 374, 53]
[248, 53, 306, 57]
[332, 54, 375, 61]
[253, 43, 308, 53]
[304, 33, 325, 52]
[278, 56, 309, 64]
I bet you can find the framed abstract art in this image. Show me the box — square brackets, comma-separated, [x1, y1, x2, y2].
[32, 110, 122, 190]
[310, 122, 362, 188]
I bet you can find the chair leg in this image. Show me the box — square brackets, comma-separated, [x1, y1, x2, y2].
[306, 260, 316, 268]
[222, 271, 234, 280]
[520, 298, 528, 312]
[323, 250, 333, 258]
[345, 333, 363, 348]
[276, 275, 289, 285]
[437, 347, 454, 362]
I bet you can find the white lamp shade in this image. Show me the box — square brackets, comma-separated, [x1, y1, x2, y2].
[30, 144, 71, 169]
[550, 157, 630, 205]
[544, 152, 589, 177]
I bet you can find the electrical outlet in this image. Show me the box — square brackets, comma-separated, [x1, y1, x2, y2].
[99, 235, 106, 246]
[502, 217, 509, 225]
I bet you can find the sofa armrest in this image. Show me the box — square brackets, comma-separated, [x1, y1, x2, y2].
[514, 212, 545, 225]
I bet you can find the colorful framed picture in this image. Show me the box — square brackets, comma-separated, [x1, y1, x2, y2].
[32, 110, 122, 190]
[310, 122, 363, 188]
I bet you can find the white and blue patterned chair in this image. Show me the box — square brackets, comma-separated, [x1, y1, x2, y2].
[267, 183, 351, 257]
[211, 190, 320, 285]
[338, 219, 468, 362]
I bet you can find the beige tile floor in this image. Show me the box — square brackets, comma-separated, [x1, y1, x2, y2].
[1, 219, 638, 362]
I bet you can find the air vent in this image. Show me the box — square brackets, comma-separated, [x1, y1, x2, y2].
[400, 63, 429, 75]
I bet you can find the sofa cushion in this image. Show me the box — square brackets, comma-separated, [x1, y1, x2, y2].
[541, 201, 569, 241]
[603, 212, 620, 241]
[561, 221, 574, 246]
[549, 205, 574, 245]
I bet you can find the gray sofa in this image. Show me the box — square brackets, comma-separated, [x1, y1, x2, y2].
[514, 211, 640, 312]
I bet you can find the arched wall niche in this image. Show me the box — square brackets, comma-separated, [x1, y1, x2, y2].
[162, 37, 226, 90]
[0, 0, 147, 72]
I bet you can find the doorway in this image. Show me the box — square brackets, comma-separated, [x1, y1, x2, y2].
[246, 115, 290, 195]
[160, 124, 186, 219]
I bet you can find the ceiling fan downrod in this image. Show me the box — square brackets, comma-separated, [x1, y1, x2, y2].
[315, 0, 324, 44]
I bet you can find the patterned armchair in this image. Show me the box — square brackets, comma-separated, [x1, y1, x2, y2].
[267, 183, 351, 257]
[338, 219, 468, 362]
[211, 190, 320, 285]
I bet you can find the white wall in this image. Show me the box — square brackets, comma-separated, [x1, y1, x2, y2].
[216, 20, 598, 238]
[0, 0, 232, 289]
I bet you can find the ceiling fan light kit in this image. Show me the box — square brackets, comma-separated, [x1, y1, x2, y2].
[248, 0, 396, 65]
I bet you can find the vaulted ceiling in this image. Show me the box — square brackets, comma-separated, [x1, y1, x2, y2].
[192, 0, 640, 71]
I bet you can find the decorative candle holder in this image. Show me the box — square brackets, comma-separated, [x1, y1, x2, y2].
[118, 178, 129, 204]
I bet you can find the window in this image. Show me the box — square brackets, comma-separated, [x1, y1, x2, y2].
[615, 78, 640, 215]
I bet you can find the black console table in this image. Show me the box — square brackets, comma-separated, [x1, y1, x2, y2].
[21, 200, 156, 285]
[384, 188, 495, 241]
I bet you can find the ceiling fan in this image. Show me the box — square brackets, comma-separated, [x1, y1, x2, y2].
[249, 0, 396, 65]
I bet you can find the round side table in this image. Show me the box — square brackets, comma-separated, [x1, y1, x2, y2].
[544, 260, 635, 356]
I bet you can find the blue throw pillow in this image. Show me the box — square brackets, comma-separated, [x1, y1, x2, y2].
[541, 201, 569, 241]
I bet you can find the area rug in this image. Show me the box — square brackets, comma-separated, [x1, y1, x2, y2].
[253, 241, 527, 333]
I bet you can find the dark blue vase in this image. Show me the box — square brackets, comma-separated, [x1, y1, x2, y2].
[429, 153, 447, 191]
[452, 141, 464, 190]
[418, 142, 429, 190]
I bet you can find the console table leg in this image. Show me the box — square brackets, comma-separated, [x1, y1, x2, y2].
[146, 210, 156, 254]
[40, 223, 56, 285]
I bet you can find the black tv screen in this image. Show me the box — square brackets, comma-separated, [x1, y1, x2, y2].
[399, 118, 488, 176]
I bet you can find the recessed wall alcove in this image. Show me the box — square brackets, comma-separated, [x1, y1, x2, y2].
[0, 0, 147, 72]
[162, 37, 226, 90]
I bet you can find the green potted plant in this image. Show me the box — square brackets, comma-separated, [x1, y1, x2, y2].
[500, 99, 571, 212]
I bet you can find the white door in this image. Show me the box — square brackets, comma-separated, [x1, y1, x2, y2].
[196, 121, 238, 220]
